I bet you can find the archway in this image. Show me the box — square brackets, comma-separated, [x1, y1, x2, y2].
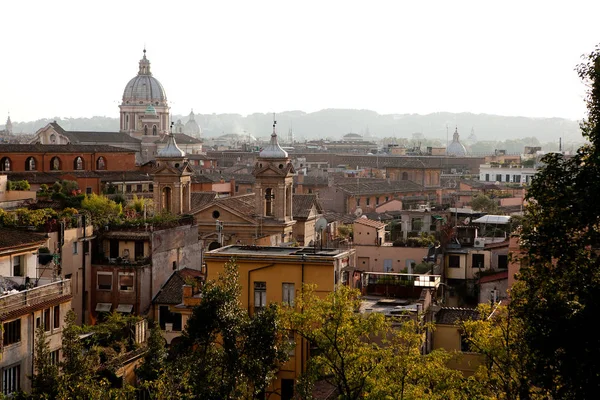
[25, 157, 37, 171]
[162, 186, 172, 213]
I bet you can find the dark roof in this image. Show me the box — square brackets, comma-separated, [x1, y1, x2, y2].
[62, 131, 141, 144]
[5, 171, 152, 184]
[193, 172, 255, 184]
[293, 194, 322, 219]
[0, 143, 134, 153]
[0, 228, 47, 251]
[479, 270, 509, 284]
[435, 307, 480, 325]
[156, 133, 202, 144]
[336, 180, 425, 196]
[322, 211, 356, 224]
[215, 194, 255, 216]
[153, 268, 204, 304]
[294, 175, 329, 186]
[0, 294, 73, 322]
[191, 192, 217, 210]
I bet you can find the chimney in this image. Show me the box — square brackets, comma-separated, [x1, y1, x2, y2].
[182, 284, 193, 299]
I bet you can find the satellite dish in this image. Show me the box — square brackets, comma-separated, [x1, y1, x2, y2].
[354, 207, 363, 217]
[315, 217, 328, 233]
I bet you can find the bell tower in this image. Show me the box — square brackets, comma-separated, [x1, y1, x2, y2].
[252, 119, 296, 242]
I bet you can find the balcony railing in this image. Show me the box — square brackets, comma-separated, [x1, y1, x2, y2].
[0, 279, 71, 317]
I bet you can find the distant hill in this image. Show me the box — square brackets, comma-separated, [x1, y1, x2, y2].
[3, 110, 583, 146]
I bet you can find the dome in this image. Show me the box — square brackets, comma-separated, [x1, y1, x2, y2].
[145, 104, 157, 116]
[259, 123, 288, 159]
[447, 127, 467, 156]
[158, 133, 186, 158]
[184, 110, 201, 136]
[122, 50, 167, 104]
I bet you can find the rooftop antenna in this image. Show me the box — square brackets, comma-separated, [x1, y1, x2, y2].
[559, 137, 562, 153]
[446, 124, 449, 154]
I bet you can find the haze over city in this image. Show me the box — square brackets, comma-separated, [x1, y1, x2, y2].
[2, 0, 600, 123]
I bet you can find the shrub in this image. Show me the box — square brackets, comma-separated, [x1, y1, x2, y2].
[7, 180, 30, 191]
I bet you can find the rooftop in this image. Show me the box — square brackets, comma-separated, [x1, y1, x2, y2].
[0, 279, 72, 322]
[354, 217, 387, 229]
[435, 307, 480, 325]
[205, 245, 352, 259]
[0, 143, 135, 153]
[0, 228, 47, 251]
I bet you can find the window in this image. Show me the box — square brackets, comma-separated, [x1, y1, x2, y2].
[3, 319, 21, 346]
[254, 282, 266, 311]
[505, 174, 510, 182]
[448, 255, 461, 268]
[144, 125, 148, 135]
[72, 242, 78, 255]
[265, 188, 274, 216]
[74, 156, 84, 170]
[85, 187, 92, 195]
[281, 379, 295, 400]
[50, 133, 56, 143]
[97, 272, 112, 291]
[495, 174, 502, 182]
[498, 255, 508, 269]
[137, 184, 142, 192]
[149, 183, 153, 192]
[366, 198, 370, 206]
[50, 157, 61, 171]
[134, 241, 144, 259]
[0, 157, 11, 171]
[96, 156, 106, 170]
[119, 273, 134, 291]
[12, 255, 23, 277]
[472, 253, 484, 269]
[152, 125, 157, 135]
[460, 334, 470, 352]
[235, 185, 239, 193]
[53, 305, 60, 330]
[2, 364, 20, 395]
[514, 174, 521, 183]
[402, 172, 408, 180]
[282, 283, 295, 306]
[356, 198, 360, 207]
[50, 350, 60, 366]
[126, 184, 132, 193]
[376, 197, 380, 205]
[159, 305, 182, 331]
[25, 157, 37, 171]
[485, 173, 490, 181]
[43, 308, 51, 332]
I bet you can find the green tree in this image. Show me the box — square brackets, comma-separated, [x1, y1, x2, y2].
[471, 194, 499, 213]
[136, 321, 167, 384]
[511, 45, 600, 399]
[159, 260, 289, 400]
[80, 193, 122, 228]
[30, 326, 59, 399]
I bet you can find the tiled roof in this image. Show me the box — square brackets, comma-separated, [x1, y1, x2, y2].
[336, 180, 425, 196]
[322, 211, 356, 224]
[293, 194, 323, 219]
[435, 307, 480, 325]
[479, 270, 509, 284]
[294, 175, 329, 186]
[216, 194, 256, 215]
[156, 133, 202, 145]
[0, 294, 73, 322]
[153, 268, 204, 305]
[5, 171, 152, 184]
[0, 143, 134, 153]
[354, 218, 387, 229]
[61, 130, 141, 144]
[0, 228, 47, 251]
[191, 192, 217, 210]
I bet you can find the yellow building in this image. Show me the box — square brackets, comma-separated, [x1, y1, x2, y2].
[204, 245, 356, 400]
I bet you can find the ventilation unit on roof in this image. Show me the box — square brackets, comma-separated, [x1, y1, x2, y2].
[474, 238, 485, 248]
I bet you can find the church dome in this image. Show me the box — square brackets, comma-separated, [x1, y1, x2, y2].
[122, 50, 167, 105]
[184, 109, 201, 136]
[259, 123, 288, 159]
[447, 127, 467, 156]
[158, 133, 186, 158]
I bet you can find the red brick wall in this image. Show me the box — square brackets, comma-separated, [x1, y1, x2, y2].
[1, 151, 136, 173]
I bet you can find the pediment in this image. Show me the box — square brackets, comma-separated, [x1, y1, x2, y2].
[253, 162, 295, 177]
[194, 204, 256, 225]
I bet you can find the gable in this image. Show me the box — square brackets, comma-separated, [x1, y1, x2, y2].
[31, 124, 70, 145]
[194, 204, 256, 225]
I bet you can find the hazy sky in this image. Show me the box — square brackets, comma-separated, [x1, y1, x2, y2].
[1, 0, 599, 123]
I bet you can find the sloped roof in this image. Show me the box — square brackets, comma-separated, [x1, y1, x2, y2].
[156, 133, 202, 145]
[336, 180, 425, 196]
[0, 143, 134, 153]
[152, 268, 204, 305]
[215, 194, 256, 215]
[472, 215, 511, 224]
[62, 130, 141, 144]
[293, 194, 323, 219]
[354, 218, 387, 229]
[322, 211, 356, 224]
[191, 192, 217, 210]
[435, 307, 480, 325]
[0, 228, 47, 251]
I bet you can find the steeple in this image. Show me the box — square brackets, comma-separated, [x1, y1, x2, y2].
[157, 123, 185, 158]
[188, 109, 195, 121]
[138, 48, 152, 76]
[259, 115, 288, 159]
[453, 126, 460, 142]
[5, 114, 12, 135]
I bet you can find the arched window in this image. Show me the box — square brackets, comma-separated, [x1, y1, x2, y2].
[0, 157, 11, 171]
[96, 156, 106, 170]
[50, 157, 62, 171]
[25, 157, 37, 171]
[74, 156, 84, 170]
[152, 125, 157, 136]
[402, 172, 409, 180]
[265, 188, 274, 216]
[49, 134, 56, 144]
[162, 187, 172, 213]
[144, 125, 148, 135]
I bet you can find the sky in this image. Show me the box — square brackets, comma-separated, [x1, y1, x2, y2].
[1, 0, 599, 123]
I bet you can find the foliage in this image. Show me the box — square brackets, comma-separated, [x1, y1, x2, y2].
[459, 304, 548, 399]
[510, 44, 600, 399]
[7, 180, 30, 191]
[31, 326, 59, 399]
[337, 224, 353, 239]
[81, 193, 123, 228]
[471, 194, 499, 213]
[127, 194, 154, 214]
[150, 260, 290, 400]
[136, 321, 167, 384]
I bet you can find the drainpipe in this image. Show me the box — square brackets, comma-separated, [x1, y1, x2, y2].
[31, 312, 35, 383]
[246, 264, 275, 313]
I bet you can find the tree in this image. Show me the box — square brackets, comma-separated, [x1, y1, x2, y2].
[31, 326, 59, 399]
[459, 304, 548, 400]
[511, 45, 600, 399]
[80, 193, 122, 228]
[136, 321, 167, 384]
[158, 260, 289, 400]
[471, 194, 499, 213]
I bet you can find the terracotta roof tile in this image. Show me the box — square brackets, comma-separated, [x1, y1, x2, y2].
[435, 307, 480, 325]
[0, 294, 73, 322]
[153, 268, 204, 305]
[0, 228, 47, 251]
[293, 194, 323, 219]
[354, 218, 387, 229]
[0, 143, 134, 153]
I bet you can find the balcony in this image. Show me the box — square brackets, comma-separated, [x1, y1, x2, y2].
[0, 279, 71, 318]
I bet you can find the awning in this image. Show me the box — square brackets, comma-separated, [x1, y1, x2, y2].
[95, 303, 112, 313]
[472, 215, 511, 224]
[432, 215, 444, 221]
[116, 304, 133, 313]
